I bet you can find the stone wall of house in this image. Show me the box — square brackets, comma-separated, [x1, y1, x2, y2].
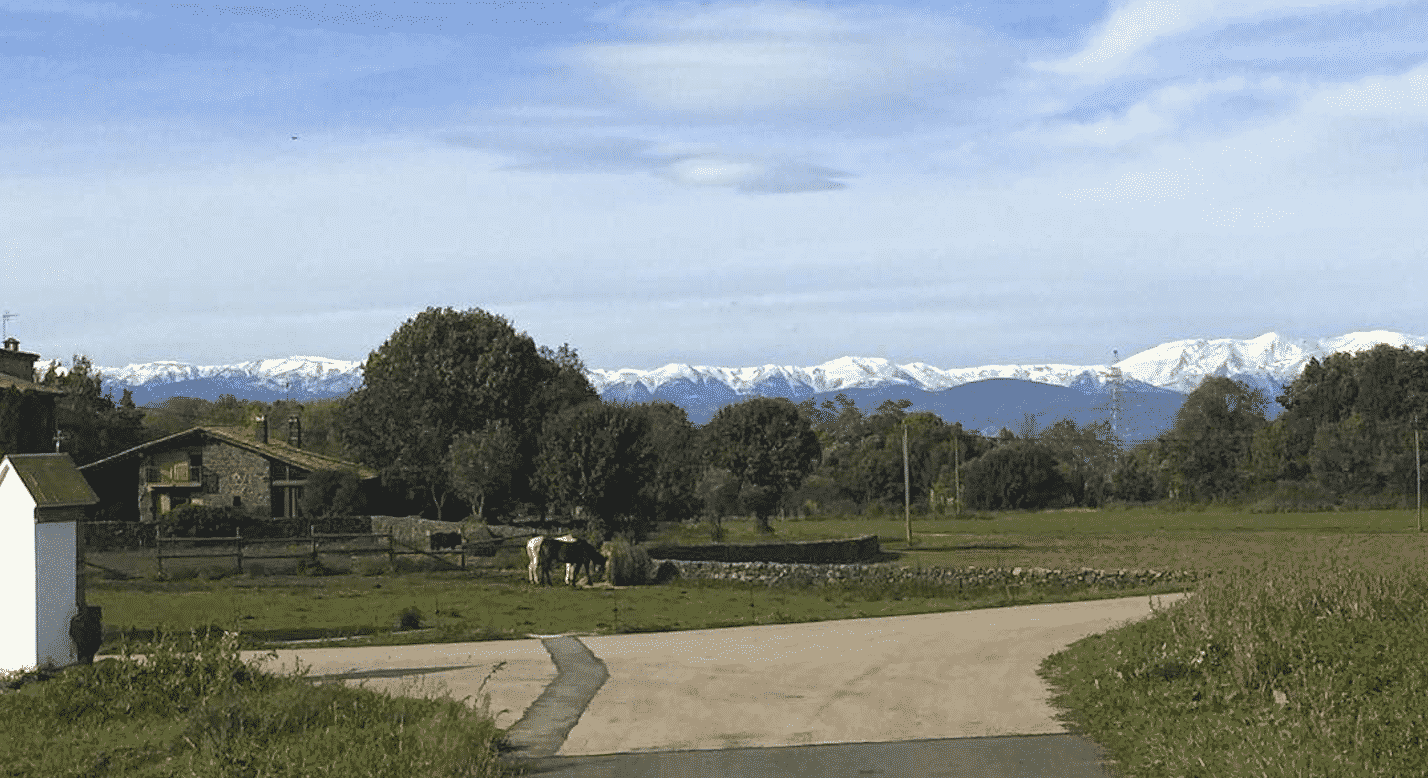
[204, 441, 271, 515]
[661, 560, 1203, 590]
[137, 440, 272, 521]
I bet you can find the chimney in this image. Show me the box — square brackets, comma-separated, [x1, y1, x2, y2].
[287, 415, 302, 449]
[256, 415, 268, 444]
[3, 338, 16, 351]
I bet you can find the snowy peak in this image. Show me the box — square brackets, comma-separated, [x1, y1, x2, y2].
[94, 330, 1428, 408]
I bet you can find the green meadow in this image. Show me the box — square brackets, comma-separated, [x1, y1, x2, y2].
[58, 507, 1428, 777]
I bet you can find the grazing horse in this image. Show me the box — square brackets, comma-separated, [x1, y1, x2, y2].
[537, 535, 606, 587]
[526, 534, 581, 585]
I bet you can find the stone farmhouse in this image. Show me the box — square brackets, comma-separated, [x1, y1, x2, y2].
[80, 416, 378, 523]
[0, 338, 61, 456]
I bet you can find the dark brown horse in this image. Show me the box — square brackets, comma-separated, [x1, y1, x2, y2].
[536, 535, 606, 586]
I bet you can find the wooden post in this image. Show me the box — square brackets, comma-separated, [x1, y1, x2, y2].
[310, 524, 318, 563]
[156, 531, 164, 576]
[954, 442, 961, 518]
[235, 528, 243, 574]
[903, 424, 911, 547]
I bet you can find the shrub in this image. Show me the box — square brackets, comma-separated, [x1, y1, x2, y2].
[158, 504, 263, 538]
[396, 607, 423, 631]
[603, 537, 654, 586]
[302, 469, 370, 518]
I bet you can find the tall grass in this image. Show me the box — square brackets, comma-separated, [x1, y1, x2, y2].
[1041, 552, 1428, 777]
[0, 628, 516, 778]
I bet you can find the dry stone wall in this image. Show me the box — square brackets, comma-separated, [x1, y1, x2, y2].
[663, 560, 1203, 590]
[646, 535, 881, 563]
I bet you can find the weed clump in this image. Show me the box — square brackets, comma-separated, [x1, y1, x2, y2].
[1041, 558, 1428, 777]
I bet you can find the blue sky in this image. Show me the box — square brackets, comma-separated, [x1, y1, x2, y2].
[3, 0, 1425, 370]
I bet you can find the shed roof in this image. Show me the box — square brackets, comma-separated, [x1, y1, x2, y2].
[0, 454, 99, 508]
[79, 426, 378, 480]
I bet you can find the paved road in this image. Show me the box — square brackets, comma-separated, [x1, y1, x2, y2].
[248, 593, 1187, 777]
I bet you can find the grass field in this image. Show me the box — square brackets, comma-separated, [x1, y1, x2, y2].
[0, 629, 515, 778]
[668, 507, 1428, 575]
[1040, 551, 1428, 777]
[48, 506, 1428, 776]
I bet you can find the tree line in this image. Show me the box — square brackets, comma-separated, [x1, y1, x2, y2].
[32, 309, 1428, 534]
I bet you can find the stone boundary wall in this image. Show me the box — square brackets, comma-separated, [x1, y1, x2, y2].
[645, 535, 881, 564]
[664, 560, 1204, 590]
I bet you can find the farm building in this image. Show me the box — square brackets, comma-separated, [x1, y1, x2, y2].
[0, 453, 100, 672]
[0, 338, 61, 457]
[79, 417, 378, 523]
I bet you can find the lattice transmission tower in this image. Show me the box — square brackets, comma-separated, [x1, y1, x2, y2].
[1105, 349, 1125, 447]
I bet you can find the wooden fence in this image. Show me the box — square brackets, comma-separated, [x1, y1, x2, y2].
[154, 528, 468, 574]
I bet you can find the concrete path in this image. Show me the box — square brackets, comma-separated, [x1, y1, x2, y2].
[558, 593, 1184, 754]
[244, 638, 556, 730]
[247, 593, 1187, 776]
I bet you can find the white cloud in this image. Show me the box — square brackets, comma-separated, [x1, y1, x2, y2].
[568, 1, 974, 114]
[1039, 0, 1411, 79]
[660, 154, 847, 192]
[1306, 62, 1428, 116]
[1033, 76, 1289, 147]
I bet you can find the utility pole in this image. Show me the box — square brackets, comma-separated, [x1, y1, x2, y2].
[954, 440, 961, 518]
[1416, 415, 1422, 533]
[903, 423, 912, 546]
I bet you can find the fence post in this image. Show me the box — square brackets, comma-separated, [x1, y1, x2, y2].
[235, 528, 243, 574]
[156, 531, 164, 576]
[310, 524, 318, 563]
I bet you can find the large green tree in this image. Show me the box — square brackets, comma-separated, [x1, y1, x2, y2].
[628, 401, 702, 523]
[338, 307, 596, 518]
[961, 439, 1068, 511]
[1163, 376, 1268, 501]
[449, 420, 519, 521]
[1040, 418, 1119, 507]
[702, 397, 821, 533]
[536, 401, 656, 539]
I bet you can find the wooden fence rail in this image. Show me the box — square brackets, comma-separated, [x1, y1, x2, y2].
[154, 529, 466, 574]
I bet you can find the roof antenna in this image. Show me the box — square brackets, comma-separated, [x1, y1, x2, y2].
[2, 311, 15, 340]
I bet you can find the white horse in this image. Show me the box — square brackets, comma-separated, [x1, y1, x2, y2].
[526, 534, 579, 585]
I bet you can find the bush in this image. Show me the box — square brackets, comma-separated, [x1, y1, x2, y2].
[158, 504, 262, 538]
[603, 537, 654, 586]
[396, 607, 423, 631]
[303, 469, 370, 518]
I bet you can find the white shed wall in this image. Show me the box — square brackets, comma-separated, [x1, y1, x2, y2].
[0, 471, 38, 673]
[35, 521, 78, 668]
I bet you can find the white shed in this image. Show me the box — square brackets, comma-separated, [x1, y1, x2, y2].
[0, 454, 99, 673]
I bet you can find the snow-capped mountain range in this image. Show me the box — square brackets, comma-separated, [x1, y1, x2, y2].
[91, 331, 1427, 436]
[584, 331, 1428, 398]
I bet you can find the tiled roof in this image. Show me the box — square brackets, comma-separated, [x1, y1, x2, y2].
[0, 453, 99, 507]
[79, 426, 378, 479]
